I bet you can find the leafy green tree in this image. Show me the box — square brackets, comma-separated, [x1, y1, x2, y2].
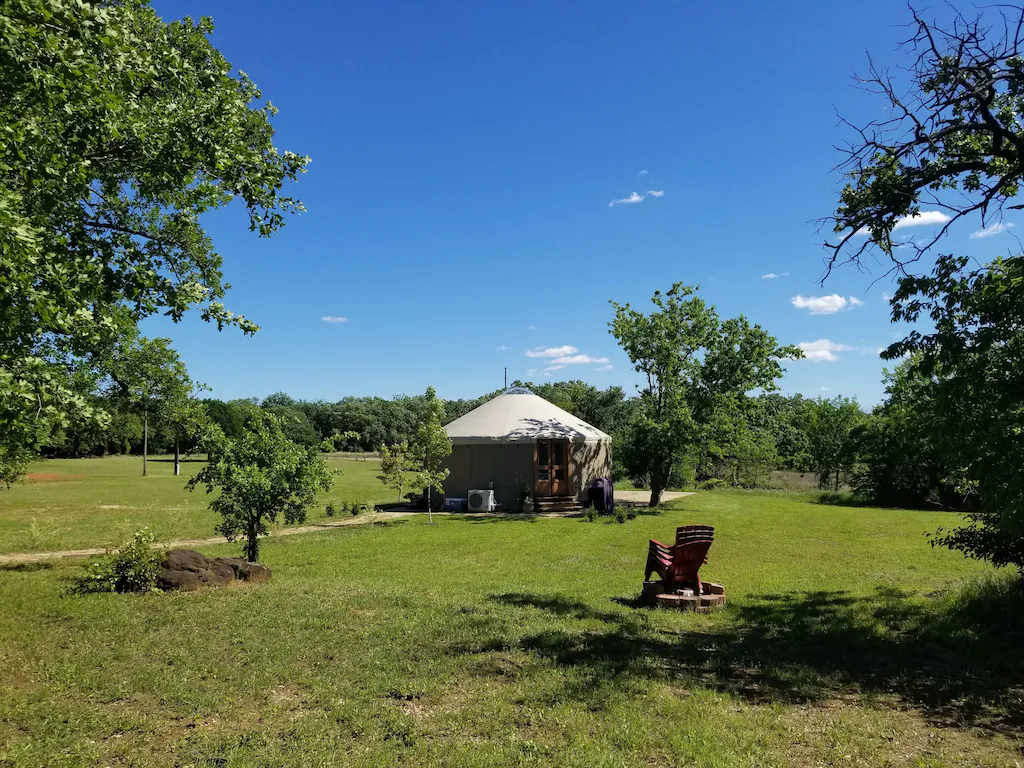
[410, 386, 452, 524]
[805, 397, 865, 491]
[610, 283, 800, 505]
[107, 334, 197, 476]
[886, 254, 1024, 568]
[853, 359, 953, 509]
[0, 0, 307, 484]
[188, 411, 332, 562]
[825, 6, 1024, 275]
[378, 442, 414, 501]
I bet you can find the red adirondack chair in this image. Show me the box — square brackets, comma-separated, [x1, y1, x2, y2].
[645, 525, 715, 594]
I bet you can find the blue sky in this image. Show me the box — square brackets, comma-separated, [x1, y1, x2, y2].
[145, 0, 1017, 406]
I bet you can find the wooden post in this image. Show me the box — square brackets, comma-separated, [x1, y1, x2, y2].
[174, 439, 180, 476]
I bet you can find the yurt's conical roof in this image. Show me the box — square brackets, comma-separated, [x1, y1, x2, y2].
[445, 388, 611, 444]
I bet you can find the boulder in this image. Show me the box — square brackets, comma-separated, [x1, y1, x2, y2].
[158, 549, 270, 591]
[157, 568, 200, 592]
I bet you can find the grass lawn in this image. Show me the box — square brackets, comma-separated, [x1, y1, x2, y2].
[0, 455, 397, 554]
[1, 486, 1021, 766]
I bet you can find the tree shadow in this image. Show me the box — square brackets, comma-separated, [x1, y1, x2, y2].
[473, 578, 1024, 733]
[453, 515, 541, 524]
[0, 561, 54, 572]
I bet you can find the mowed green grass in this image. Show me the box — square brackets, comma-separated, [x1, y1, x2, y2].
[1, 488, 1022, 766]
[0, 455, 398, 553]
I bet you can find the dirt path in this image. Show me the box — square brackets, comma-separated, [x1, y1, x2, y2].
[0, 492, 696, 566]
[0, 512, 414, 566]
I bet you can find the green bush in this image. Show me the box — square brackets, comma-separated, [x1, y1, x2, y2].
[614, 509, 627, 524]
[698, 478, 727, 492]
[325, 503, 336, 517]
[584, 508, 597, 522]
[73, 529, 163, 595]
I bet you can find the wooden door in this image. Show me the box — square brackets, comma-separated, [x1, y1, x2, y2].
[535, 439, 570, 496]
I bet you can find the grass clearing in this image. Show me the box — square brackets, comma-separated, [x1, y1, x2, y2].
[0, 455, 396, 553]
[0, 483, 1021, 766]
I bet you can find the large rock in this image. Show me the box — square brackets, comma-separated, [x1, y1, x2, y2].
[157, 549, 271, 591]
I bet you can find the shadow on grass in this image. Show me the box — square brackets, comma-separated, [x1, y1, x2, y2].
[0, 561, 54, 572]
[814, 491, 965, 513]
[475, 576, 1024, 733]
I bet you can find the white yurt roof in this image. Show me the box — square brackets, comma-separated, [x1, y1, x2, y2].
[445, 388, 611, 444]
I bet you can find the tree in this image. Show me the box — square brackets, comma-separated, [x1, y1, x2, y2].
[804, 397, 865, 491]
[378, 442, 414, 501]
[409, 386, 452, 524]
[825, 5, 1024, 276]
[853, 359, 954, 509]
[885, 254, 1024, 569]
[188, 411, 333, 562]
[0, 1, 307, 483]
[107, 334, 197, 476]
[610, 283, 800, 506]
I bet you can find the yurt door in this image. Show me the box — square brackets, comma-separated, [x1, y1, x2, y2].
[535, 439, 569, 496]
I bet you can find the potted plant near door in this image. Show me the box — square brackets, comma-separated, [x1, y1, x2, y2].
[520, 485, 535, 514]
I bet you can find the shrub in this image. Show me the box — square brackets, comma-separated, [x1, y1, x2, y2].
[73, 529, 163, 595]
[699, 478, 726, 492]
[325, 503, 336, 518]
[585, 508, 597, 522]
[615, 509, 627, 524]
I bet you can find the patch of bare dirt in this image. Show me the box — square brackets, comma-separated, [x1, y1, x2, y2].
[25, 473, 83, 483]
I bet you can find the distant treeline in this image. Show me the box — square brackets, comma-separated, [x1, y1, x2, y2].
[41, 379, 871, 488]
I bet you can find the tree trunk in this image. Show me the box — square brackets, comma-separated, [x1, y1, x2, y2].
[245, 524, 260, 563]
[835, 468, 840, 492]
[142, 413, 148, 477]
[649, 464, 665, 507]
[174, 439, 180, 476]
[426, 486, 433, 524]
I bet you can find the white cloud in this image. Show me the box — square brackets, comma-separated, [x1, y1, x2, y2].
[791, 294, 863, 315]
[638, 169, 649, 175]
[820, 386, 831, 392]
[595, 364, 613, 371]
[496, 345, 508, 351]
[545, 365, 566, 372]
[761, 271, 790, 279]
[881, 292, 893, 302]
[525, 368, 538, 375]
[856, 210, 951, 236]
[609, 190, 665, 207]
[609, 192, 644, 207]
[970, 221, 1015, 239]
[798, 339, 853, 362]
[550, 354, 610, 365]
[321, 316, 348, 324]
[528, 325, 537, 330]
[526, 345, 578, 359]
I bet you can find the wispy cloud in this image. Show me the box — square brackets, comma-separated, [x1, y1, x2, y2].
[820, 386, 831, 392]
[550, 354, 610, 365]
[761, 271, 790, 280]
[528, 325, 537, 330]
[798, 339, 853, 362]
[595, 364, 613, 371]
[526, 345, 578, 359]
[525, 368, 538, 376]
[855, 210, 951, 236]
[609, 190, 665, 207]
[638, 169, 649, 175]
[321, 316, 348, 324]
[970, 221, 1015, 239]
[496, 345, 508, 351]
[545, 365, 566, 372]
[791, 294, 863, 315]
[881, 292, 893, 302]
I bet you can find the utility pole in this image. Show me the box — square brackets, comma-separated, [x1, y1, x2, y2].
[504, 367, 507, 388]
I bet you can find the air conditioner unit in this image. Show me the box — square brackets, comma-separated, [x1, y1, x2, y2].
[468, 489, 495, 512]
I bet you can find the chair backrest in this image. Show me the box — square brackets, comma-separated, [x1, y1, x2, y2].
[675, 524, 714, 547]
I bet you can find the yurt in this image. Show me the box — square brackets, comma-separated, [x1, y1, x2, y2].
[443, 387, 612, 512]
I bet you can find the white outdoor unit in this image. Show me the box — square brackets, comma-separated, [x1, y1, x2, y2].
[467, 489, 496, 512]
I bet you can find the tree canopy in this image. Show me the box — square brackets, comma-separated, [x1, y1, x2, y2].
[825, 4, 1024, 276]
[0, 0, 307, 482]
[609, 283, 800, 505]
